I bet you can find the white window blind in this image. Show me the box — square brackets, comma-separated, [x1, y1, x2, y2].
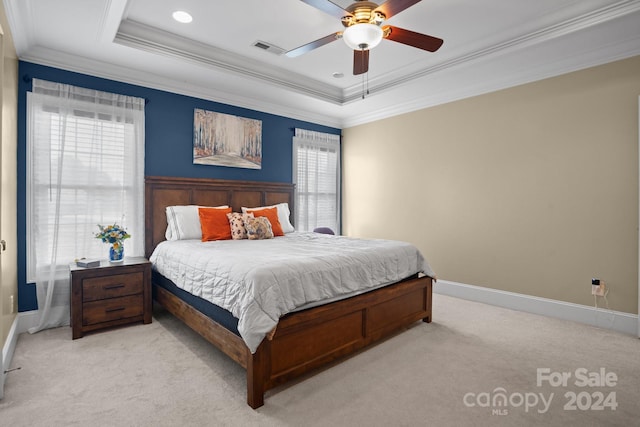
[26, 79, 145, 332]
[292, 128, 341, 233]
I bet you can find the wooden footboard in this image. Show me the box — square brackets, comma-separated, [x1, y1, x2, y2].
[254, 274, 432, 405]
[154, 275, 432, 408]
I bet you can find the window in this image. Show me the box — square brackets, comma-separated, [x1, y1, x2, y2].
[292, 129, 341, 233]
[26, 79, 144, 331]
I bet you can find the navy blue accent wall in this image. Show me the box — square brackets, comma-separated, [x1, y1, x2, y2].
[17, 61, 341, 312]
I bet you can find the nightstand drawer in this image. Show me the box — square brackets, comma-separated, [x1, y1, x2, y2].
[83, 294, 144, 325]
[82, 272, 143, 302]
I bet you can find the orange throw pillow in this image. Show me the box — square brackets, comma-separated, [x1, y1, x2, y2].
[245, 206, 284, 236]
[198, 207, 233, 241]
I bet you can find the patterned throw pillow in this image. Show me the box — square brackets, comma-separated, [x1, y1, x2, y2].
[244, 206, 284, 236]
[226, 212, 254, 240]
[245, 216, 274, 240]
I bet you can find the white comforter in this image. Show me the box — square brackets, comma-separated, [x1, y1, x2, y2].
[150, 232, 435, 353]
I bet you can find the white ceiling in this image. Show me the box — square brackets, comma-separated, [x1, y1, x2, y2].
[5, 0, 640, 128]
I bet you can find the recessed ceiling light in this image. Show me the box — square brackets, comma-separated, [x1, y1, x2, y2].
[332, 72, 344, 79]
[172, 11, 193, 24]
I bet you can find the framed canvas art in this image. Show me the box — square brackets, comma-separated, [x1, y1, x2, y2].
[193, 109, 262, 169]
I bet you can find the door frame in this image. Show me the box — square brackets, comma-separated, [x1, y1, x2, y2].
[0, 25, 5, 400]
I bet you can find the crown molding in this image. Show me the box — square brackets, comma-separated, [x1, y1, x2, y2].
[19, 48, 344, 129]
[342, 36, 640, 128]
[3, 0, 34, 55]
[97, 0, 129, 43]
[114, 19, 345, 105]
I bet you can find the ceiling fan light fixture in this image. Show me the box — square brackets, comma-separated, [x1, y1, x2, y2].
[343, 23, 383, 50]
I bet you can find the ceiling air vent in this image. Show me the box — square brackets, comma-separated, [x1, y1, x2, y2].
[253, 40, 285, 56]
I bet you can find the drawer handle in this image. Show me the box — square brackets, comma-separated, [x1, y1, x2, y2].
[105, 307, 125, 313]
[103, 284, 125, 290]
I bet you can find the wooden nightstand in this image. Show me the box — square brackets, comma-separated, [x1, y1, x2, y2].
[70, 256, 152, 339]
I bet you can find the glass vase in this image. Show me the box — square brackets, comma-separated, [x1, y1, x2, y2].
[109, 242, 124, 263]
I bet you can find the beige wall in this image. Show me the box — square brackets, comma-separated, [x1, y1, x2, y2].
[343, 56, 640, 315]
[1, 2, 18, 346]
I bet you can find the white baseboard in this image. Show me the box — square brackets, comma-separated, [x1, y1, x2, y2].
[1, 314, 19, 399]
[16, 310, 40, 334]
[434, 280, 639, 336]
[1, 310, 40, 398]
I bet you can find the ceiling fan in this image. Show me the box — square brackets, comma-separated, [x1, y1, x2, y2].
[286, 0, 443, 75]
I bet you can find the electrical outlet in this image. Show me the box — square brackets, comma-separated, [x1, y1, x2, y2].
[591, 282, 606, 297]
[10, 294, 15, 313]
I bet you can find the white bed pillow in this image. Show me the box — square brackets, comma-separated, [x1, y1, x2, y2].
[165, 205, 229, 240]
[241, 202, 294, 233]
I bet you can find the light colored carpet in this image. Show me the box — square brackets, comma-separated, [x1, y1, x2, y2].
[1, 293, 639, 426]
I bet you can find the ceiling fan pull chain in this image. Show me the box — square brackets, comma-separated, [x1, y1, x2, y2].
[366, 70, 370, 96]
[362, 47, 371, 99]
[361, 50, 366, 99]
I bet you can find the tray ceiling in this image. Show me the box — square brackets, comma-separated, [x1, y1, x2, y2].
[5, 0, 640, 128]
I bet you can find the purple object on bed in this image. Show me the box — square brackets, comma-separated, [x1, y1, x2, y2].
[313, 227, 335, 235]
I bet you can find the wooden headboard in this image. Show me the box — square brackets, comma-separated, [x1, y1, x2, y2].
[144, 176, 295, 258]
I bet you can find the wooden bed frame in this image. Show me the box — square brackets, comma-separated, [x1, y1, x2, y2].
[145, 176, 433, 408]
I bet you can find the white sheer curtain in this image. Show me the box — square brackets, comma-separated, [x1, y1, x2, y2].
[26, 79, 145, 333]
[292, 128, 341, 233]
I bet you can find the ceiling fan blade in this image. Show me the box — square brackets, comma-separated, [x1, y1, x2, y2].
[285, 32, 342, 58]
[300, 0, 349, 19]
[383, 25, 443, 52]
[353, 49, 369, 75]
[374, 0, 422, 19]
